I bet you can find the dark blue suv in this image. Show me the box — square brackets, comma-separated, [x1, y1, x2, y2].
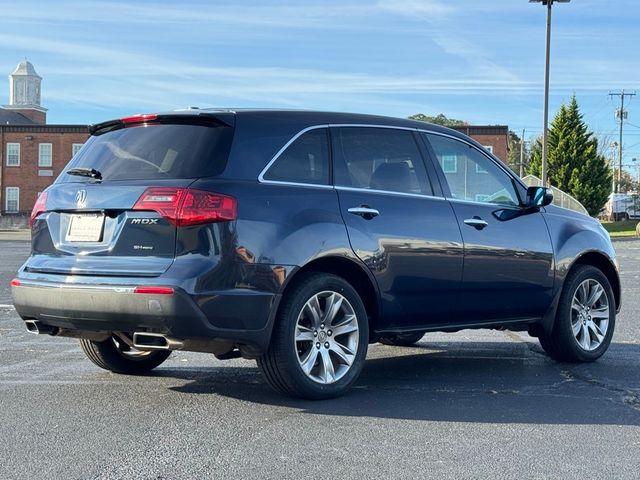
[12, 109, 621, 399]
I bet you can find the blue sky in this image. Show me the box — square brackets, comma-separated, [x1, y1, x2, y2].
[2, 0, 640, 163]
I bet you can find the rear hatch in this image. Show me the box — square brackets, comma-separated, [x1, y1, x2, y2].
[27, 112, 235, 277]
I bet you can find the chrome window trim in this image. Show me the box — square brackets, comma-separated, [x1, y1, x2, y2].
[257, 123, 524, 209]
[257, 125, 330, 184]
[258, 123, 420, 187]
[335, 185, 447, 202]
[258, 180, 334, 190]
[448, 197, 520, 209]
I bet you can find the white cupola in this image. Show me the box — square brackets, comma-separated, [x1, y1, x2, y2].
[9, 59, 43, 108]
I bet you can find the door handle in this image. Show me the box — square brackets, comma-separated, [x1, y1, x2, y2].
[463, 217, 488, 230]
[348, 206, 380, 220]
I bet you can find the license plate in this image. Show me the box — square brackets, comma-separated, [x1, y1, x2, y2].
[66, 214, 105, 242]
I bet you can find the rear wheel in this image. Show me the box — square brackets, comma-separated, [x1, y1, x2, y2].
[379, 331, 425, 346]
[258, 273, 369, 399]
[79, 334, 171, 374]
[539, 265, 615, 362]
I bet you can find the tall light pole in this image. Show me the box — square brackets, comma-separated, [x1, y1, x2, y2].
[530, 0, 570, 186]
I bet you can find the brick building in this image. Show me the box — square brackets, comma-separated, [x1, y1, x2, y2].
[450, 125, 509, 162]
[0, 60, 89, 217]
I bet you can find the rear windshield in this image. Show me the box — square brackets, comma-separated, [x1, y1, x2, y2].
[57, 124, 233, 182]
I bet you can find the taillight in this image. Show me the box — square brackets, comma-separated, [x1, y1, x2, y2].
[133, 187, 236, 226]
[10, 279, 21, 287]
[29, 191, 48, 227]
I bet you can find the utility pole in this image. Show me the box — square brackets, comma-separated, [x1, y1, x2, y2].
[609, 90, 636, 193]
[519, 128, 526, 177]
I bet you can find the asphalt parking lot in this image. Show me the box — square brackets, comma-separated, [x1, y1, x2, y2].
[1, 237, 639, 480]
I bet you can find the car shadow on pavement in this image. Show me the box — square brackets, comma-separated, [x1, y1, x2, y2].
[165, 340, 640, 426]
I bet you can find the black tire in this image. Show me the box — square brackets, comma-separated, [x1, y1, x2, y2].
[79, 335, 171, 374]
[257, 272, 369, 400]
[539, 265, 616, 362]
[379, 331, 425, 346]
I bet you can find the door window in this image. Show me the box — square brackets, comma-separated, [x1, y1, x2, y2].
[333, 127, 431, 195]
[424, 133, 519, 207]
[262, 128, 330, 185]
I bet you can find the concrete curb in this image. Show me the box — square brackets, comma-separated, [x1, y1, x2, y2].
[0, 230, 30, 241]
[611, 236, 639, 243]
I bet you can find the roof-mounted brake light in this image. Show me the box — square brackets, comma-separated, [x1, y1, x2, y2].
[121, 114, 158, 125]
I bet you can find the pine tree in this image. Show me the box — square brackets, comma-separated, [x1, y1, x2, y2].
[507, 130, 528, 175]
[527, 96, 612, 216]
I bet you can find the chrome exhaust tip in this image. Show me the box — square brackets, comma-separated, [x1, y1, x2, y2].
[132, 332, 183, 350]
[25, 320, 58, 335]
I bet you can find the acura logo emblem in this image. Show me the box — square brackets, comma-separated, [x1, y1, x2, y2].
[75, 189, 87, 207]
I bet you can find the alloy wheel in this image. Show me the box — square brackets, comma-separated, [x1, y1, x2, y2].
[294, 291, 359, 384]
[571, 279, 610, 351]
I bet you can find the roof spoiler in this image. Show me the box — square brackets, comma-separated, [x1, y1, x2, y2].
[89, 112, 234, 135]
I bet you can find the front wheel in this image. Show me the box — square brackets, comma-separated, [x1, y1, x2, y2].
[79, 334, 171, 374]
[258, 273, 369, 399]
[539, 265, 615, 362]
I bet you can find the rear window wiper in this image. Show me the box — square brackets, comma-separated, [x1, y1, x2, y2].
[66, 167, 102, 180]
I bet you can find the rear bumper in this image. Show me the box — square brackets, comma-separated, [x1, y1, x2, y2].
[12, 279, 279, 353]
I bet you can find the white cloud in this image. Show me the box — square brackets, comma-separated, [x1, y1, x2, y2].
[376, 0, 457, 18]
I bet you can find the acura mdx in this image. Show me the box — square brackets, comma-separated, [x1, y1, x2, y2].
[12, 109, 621, 399]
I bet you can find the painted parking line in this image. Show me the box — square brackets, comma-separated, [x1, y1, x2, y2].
[0, 304, 15, 309]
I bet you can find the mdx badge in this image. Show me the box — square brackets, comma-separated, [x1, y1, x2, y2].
[131, 218, 159, 225]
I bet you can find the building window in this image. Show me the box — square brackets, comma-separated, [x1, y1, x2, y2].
[476, 163, 488, 174]
[442, 154, 457, 173]
[72, 143, 83, 157]
[6, 143, 20, 166]
[39, 143, 53, 167]
[5, 187, 19, 213]
[476, 146, 493, 173]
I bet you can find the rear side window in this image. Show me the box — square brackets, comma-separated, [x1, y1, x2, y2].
[262, 128, 330, 185]
[333, 127, 431, 195]
[58, 124, 233, 182]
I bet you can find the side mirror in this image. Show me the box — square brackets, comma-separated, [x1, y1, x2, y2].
[526, 186, 553, 208]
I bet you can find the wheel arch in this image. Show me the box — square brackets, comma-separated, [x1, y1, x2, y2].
[570, 251, 620, 312]
[535, 249, 620, 337]
[279, 256, 381, 340]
